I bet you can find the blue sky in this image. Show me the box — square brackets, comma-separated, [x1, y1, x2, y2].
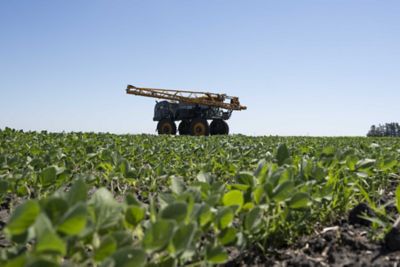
[0, 0, 399, 136]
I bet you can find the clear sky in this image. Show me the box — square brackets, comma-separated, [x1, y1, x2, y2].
[0, 0, 399, 136]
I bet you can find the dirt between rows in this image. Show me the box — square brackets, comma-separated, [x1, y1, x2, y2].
[226, 220, 400, 267]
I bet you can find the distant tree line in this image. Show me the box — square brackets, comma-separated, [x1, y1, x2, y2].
[367, 122, 400, 137]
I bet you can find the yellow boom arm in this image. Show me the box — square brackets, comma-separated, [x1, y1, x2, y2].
[126, 85, 247, 111]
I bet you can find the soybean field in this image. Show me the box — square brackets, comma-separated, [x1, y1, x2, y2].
[1, 128, 400, 266]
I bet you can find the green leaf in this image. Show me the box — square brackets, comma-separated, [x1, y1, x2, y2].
[197, 172, 211, 183]
[216, 207, 234, 229]
[381, 159, 398, 171]
[198, 204, 212, 227]
[118, 159, 130, 176]
[254, 159, 268, 181]
[95, 236, 117, 262]
[218, 227, 237, 246]
[150, 197, 157, 223]
[346, 155, 358, 171]
[125, 194, 142, 206]
[222, 190, 244, 210]
[158, 193, 176, 208]
[112, 230, 134, 248]
[42, 197, 69, 224]
[321, 146, 335, 156]
[25, 259, 59, 267]
[170, 176, 185, 194]
[143, 220, 175, 252]
[0, 180, 8, 194]
[242, 202, 254, 211]
[125, 206, 145, 227]
[89, 188, 122, 230]
[287, 192, 310, 209]
[229, 184, 250, 191]
[253, 185, 264, 204]
[111, 247, 147, 267]
[4, 255, 27, 267]
[276, 144, 290, 166]
[356, 159, 376, 170]
[6, 200, 40, 236]
[170, 222, 197, 255]
[146, 258, 176, 267]
[39, 166, 57, 187]
[361, 216, 387, 228]
[245, 207, 262, 233]
[36, 231, 66, 255]
[34, 213, 53, 237]
[396, 185, 400, 213]
[161, 202, 188, 222]
[67, 178, 87, 206]
[272, 180, 295, 202]
[57, 203, 87, 235]
[236, 172, 255, 187]
[270, 168, 292, 185]
[206, 246, 228, 264]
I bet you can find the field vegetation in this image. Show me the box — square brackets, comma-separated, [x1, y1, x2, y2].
[1, 128, 400, 266]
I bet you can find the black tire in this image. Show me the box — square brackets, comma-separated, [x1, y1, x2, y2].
[210, 120, 229, 135]
[178, 120, 190, 135]
[190, 118, 209, 136]
[157, 119, 177, 135]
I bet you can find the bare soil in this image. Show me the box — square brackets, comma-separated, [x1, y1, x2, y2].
[227, 221, 400, 267]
